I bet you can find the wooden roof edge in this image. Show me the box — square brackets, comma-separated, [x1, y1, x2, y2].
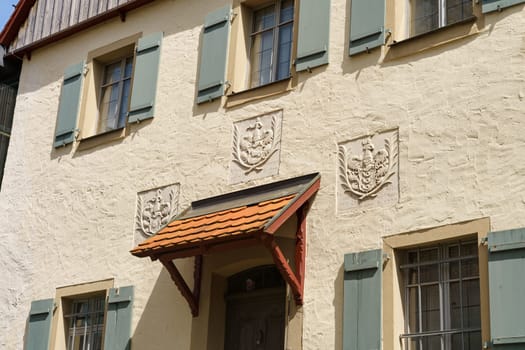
[1, 0, 157, 57]
[0, 0, 35, 47]
[263, 174, 321, 234]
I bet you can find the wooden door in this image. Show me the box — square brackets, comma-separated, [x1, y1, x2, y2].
[224, 289, 286, 350]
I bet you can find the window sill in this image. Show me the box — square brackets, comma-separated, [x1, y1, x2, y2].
[77, 127, 126, 151]
[385, 16, 479, 61]
[225, 77, 293, 108]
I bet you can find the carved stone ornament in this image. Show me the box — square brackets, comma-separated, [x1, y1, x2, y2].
[338, 130, 399, 201]
[230, 111, 282, 184]
[135, 184, 180, 242]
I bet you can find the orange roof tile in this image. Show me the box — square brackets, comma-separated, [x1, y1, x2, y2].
[131, 194, 296, 257]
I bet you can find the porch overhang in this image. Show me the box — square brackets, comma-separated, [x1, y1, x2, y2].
[131, 173, 320, 317]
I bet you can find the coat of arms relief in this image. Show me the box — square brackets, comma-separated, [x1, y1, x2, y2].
[134, 184, 180, 244]
[230, 111, 282, 184]
[338, 130, 399, 209]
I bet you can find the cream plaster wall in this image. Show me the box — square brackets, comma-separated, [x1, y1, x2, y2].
[0, 0, 524, 349]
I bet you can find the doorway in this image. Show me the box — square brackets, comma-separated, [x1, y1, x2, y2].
[224, 265, 286, 350]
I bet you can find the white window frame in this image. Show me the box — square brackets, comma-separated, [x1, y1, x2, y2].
[248, 0, 294, 88]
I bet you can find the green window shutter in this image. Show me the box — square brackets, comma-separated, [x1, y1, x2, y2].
[488, 228, 525, 348]
[343, 249, 382, 350]
[54, 62, 83, 148]
[349, 0, 385, 56]
[104, 286, 134, 350]
[482, 0, 525, 13]
[128, 32, 163, 123]
[196, 5, 231, 104]
[25, 298, 54, 350]
[296, 0, 330, 72]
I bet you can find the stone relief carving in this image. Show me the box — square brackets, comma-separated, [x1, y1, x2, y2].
[232, 115, 281, 174]
[338, 130, 398, 201]
[229, 110, 282, 184]
[135, 184, 180, 240]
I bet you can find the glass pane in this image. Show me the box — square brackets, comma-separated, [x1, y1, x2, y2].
[446, 0, 472, 25]
[449, 261, 460, 280]
[405, 337, 420, 350]
[407, 267, 418, 285]
[461, 258, 479, 278]
[420, 264, 439, 283]
[103, 62, 122, 84]
[448, 244, 459, 258]
[460, 242, 477, 256]
[99, 84, 120, 132]
[465, 331, 481, 350]
[421, 284, 440, 331]
[462, 279, 481, 328]
[420, 247, 439, 262]
[412, 0, 439, 35]
[407, 287, 420, 333]
[250, 31, 274, 87]
[276, 23, 292, 80]
[449, 281, 461, 329]
[279, 0, 294, 23]
[421, 335, 441, 350]
[124, 57, 133, 79]
[451, 333, 463, 349]
[253, 5, 275, 32]
[118, 79, 131, 128]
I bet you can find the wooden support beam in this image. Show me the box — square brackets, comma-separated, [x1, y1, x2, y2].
[260, 234, 304, 305]
[160, 257, 200, 317]
[193, 255, 202, 311]
[295, 205, 307, 299]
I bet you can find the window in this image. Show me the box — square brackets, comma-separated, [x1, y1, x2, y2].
[0, 83, 16, 188]
[54, 32, 162, 148]
[64, 295, 106, 350]
[400, 240, 481, 350]
[97, 56, 133, 134]
[196, 0, 330, 104]
[411, 0, 473, 36]
[249, 0, 294, 88]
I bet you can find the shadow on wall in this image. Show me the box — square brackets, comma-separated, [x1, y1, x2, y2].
[132, 266, 193, 350]
[333, 264, 344, 350]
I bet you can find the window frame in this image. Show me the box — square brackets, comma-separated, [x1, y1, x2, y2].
[97, 56, 134, 134]
[248, 0, 295, 89]
[382, 218, 491, 350]
[64, 294, 106, 350]
[399, 240, 482, 349]
[225, 0, 299, 106]
[76, 34, 142, 145]
[48, 279, 114, 350]
[409, 0, 475, 37]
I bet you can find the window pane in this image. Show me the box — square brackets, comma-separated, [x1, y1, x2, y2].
[449, 281, 461, 329]
[421, 284, 440, 332]
[462, 279, 481, 328]
[103, 62, 122, 84]
[99, 84, 120, 132]
[124, 57, 133, 79]
[279, 0, 294, 23]
[461, 258, 478, 278]
[407, 287, 419, 333]
[118, 79, 131, 128]
[420, 264, 439, 283]
[250, 31, 274, 87]
[253, 5, 275, 32]
[465, 331, 481, 350]
[421, 335, 441, 350]
[446, 0, 472, 25]
[276, 23, 292, 80]
[412, 0, 439, 35]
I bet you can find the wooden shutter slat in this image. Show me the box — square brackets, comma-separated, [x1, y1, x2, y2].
[196, 5, 231, 104]
[296, 0, 331, 72]
[343, 249, 382, 350]
[128, 32, 163, 123]
[25, 298, 54, 350]
[488, 228, 525, 348]
[349, 0, 385, 56]
[104, 286, 134, 350]
[54, 61, 83, 148]
[482, 0, 525, 13]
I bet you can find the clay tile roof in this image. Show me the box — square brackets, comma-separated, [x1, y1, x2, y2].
[131, 173, 321, 259]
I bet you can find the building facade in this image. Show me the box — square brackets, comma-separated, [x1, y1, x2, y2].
[0, 0, 524, 349]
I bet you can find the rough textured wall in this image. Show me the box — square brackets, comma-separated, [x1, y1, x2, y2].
[0, 0, 524, 348]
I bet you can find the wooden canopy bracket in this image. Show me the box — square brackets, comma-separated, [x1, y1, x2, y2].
[260, 204, 308, 305]
[160, 255, 202, 317]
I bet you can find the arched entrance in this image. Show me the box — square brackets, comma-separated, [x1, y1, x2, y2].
[224, 265, 286, 350]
